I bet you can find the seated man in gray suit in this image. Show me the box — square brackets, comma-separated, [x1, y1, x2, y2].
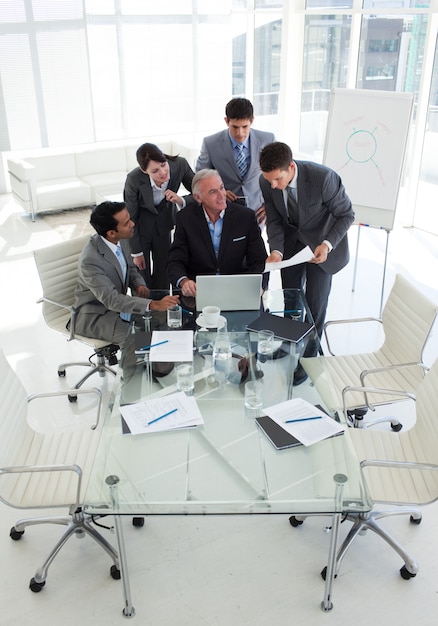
[196, 97, 275, 226]
[73, 201, 179, 347]
[167, 169, 267, 298]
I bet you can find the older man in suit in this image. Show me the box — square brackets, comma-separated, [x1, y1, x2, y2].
[196, 98, 275, 225]
[167, 169, 267, 298]
[259, 142, 354, 383]
[73, 201, 179, 347]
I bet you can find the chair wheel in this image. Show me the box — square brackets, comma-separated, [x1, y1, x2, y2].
[391, 422, 403, 432]
[10, 526, 24, 540]
[410, 514, 422, 525]
[400, 565, 417, 579]
[58, 369, 66, 377]
[29, 578, 46, 592]
[110, 564, 121, 580]
[68, 394, 77, 403]
[132, 517, 145, 528]
[289, 515, 304, 527]
[321, 566, 337, 581]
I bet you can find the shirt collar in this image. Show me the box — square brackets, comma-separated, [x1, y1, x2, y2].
[150, 176, 168, 191]
[228, 132, 250, 152]
[101, 235, 118, 254]
[202, 207, 225, 223]
[288, 161, 298, 190]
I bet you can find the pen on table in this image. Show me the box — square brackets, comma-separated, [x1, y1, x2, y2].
[148, 408, 178, 426]
[284, 416, 322, 424]
[139, 339, 169, 351]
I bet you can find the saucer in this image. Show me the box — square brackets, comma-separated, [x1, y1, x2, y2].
[195, 314, 227, 329]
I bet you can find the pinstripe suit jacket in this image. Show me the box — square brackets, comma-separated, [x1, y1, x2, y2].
[260, 160, 354, 275]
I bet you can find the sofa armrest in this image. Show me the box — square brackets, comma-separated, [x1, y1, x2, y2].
[7, 158, 38, 219]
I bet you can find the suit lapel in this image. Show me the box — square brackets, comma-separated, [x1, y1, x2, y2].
[220, 132, 240, 178]
[95, 235, 126, 288]
[194, 205, 217, 266]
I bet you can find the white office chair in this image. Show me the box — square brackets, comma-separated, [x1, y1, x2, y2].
[301, 274, 437, 429]
[0, 349, 120, 592]
[33, 235, 119, 398]
[292, 356, 438, 582]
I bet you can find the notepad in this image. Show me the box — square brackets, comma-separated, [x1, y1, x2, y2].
[255, 415, 302, 450]
[246, 311, 314, 343]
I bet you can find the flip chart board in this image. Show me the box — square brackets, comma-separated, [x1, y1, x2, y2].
[323, 88, 414, 230]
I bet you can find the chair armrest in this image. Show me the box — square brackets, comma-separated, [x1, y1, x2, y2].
[360, 362, 429, 386]
[323, 317, 382, 356]
[361, 459, 438, 472]
[28, 387, 102, 430]
[342, 384, 415, 420]
[0, 463, 83, 509]
[36, 296, 77, 341]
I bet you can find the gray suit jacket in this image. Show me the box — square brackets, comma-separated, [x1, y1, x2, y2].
[196, 128, 275, 211]
[260, 160, 354, 275]
[73, 234, 150, 338]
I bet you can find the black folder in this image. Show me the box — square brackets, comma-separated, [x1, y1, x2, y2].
[246, 311, 314, 343]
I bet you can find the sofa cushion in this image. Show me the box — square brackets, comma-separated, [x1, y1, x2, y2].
[36, 178, 92, 211]
[75, 147, 127, 177]
[27, 153, 77, 182]
[79, 172, 127, 202]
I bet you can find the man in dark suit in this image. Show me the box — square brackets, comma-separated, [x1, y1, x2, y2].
[167, 169, 267, 298]
[259, 142, 354, 383]
[74, 201, 179, 347]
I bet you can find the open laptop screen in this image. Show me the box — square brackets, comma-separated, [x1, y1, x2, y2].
[196, 274, 262, 311]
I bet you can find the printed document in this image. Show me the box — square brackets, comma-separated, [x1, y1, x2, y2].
[120, 391, 203, 435]
[263, 397, 344, 446]
[264, 246, 314, 272]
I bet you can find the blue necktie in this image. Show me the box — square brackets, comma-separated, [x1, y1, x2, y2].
[115, 245, 127, 280]
[235, 144, 248, 178]
[115, 245, 131, 322]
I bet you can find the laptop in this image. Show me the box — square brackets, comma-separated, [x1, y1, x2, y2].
[196, 274, 262, 312]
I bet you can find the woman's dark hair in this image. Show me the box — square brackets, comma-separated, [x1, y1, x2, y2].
[90, 201, 126, 236]
[136, 142, 177, 171]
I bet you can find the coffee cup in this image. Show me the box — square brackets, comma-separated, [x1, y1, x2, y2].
[202, 305, 221, 326]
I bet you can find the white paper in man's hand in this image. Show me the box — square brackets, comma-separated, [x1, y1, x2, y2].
[264, 246, 314, 272]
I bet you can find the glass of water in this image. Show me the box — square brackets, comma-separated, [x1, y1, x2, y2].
[244, 380, 263, 418]
[212, 333, 232, 384]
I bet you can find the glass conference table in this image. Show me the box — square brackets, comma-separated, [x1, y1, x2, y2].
[83, 289, 370, 618]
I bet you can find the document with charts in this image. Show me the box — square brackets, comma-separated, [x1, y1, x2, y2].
[263, 397, 344, 446]
[120, 391, 203, 435]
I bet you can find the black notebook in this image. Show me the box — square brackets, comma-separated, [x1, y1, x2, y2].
[256, 405, 333, 450]
[246, 311, 314, 343]
[255, 415, 302, 450]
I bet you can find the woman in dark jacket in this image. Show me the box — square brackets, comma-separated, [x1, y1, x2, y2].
[124, 142, 194, 289]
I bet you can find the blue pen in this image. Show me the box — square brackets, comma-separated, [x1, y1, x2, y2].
[148, 408, 178, 425]
[285, 416, 322, 424]
[139, 339, 169, 351]
[181, 308, 194, 316]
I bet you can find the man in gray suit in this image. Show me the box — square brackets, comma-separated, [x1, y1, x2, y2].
[73, 201, 179, 347]
[259, 142, 354, 383]
[196, 98, 275, 225]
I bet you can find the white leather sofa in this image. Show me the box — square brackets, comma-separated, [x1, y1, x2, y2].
[7, 138, 197, 221]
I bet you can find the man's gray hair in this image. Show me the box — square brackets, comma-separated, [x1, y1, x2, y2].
[192, 168, 221, 196]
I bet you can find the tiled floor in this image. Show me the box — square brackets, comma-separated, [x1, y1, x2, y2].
[1, 194, 438, 625]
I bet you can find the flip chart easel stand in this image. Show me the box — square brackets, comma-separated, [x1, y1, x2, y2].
[352, 223, 391, 316]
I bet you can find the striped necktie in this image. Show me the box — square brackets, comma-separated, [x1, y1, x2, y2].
[235, 144, 248, 178]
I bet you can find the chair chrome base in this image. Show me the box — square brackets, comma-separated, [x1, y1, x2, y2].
[347, 408, 403, 432]
[10, 506, 120, 591]
[58, 344, 119, 391]
[332, 507, 421, 579]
